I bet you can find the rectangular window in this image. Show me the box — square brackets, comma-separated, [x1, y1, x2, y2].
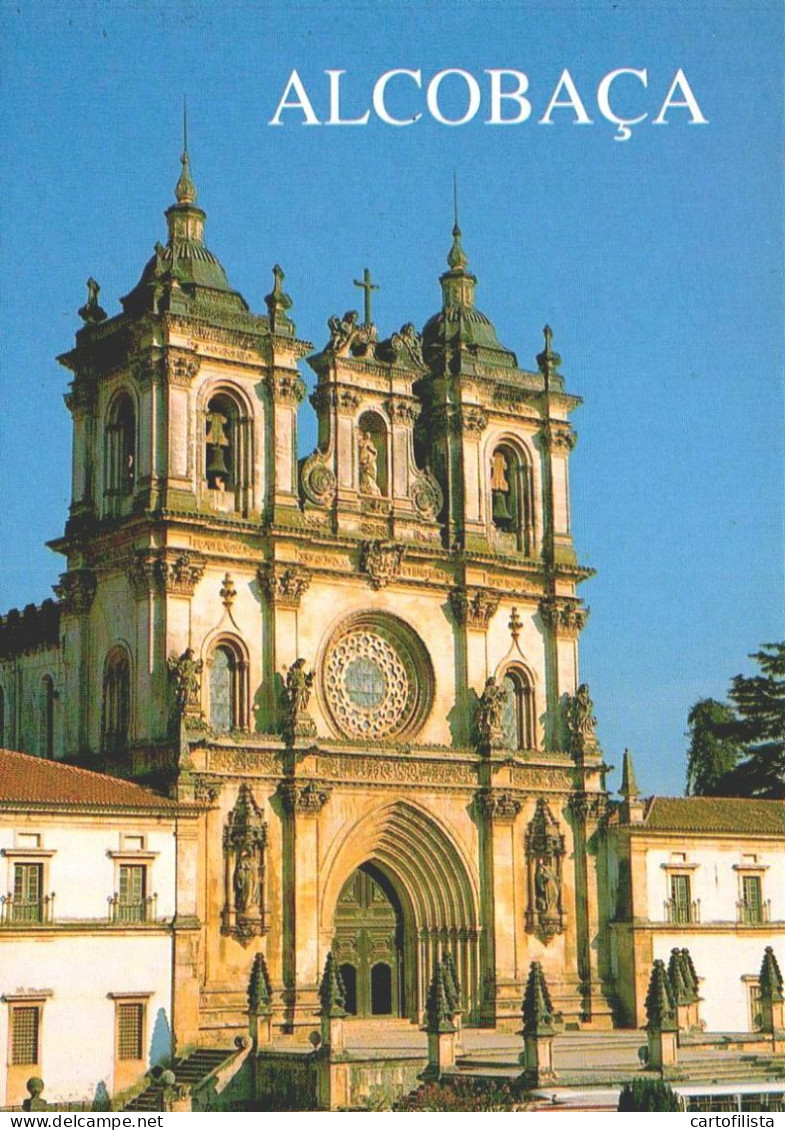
[742, 875, 763, 924]
[670, 874, 691, 924]
[13, 863, 42, 923]
[11, 1007, 39, 1065]
[117, 1003, 144, 1061]
[118, 864, 146, 922]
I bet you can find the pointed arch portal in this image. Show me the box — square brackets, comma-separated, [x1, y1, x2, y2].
[324, 802, 481, 1022]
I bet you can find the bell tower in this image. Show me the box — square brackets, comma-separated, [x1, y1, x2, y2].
[52, 138, 311, 762]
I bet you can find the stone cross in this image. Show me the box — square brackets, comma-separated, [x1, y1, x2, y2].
[353, 267, 379, 327]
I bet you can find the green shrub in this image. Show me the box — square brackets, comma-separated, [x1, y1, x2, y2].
[618, 1078, 681, 1111]
[392, 1077, 529, 1112]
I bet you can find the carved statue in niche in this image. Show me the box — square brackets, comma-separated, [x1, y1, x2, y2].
[535, 857, 560, 914]
[567, 683, 599, 756]
[233, 847, 261, 914]
[525, 798, 565, 941]
[358, 430, 381, 496]
[282, 658, 317, 741]
[222, 784, 268, 942]
[167, 648, 203, 719]
[475, 676, 509, 751]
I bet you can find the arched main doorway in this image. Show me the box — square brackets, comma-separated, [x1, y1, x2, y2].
[333, 864, 403, 1018]
[323, 802, 482, 1023]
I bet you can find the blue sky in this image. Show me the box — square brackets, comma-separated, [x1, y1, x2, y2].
[1, 1, 782, 795]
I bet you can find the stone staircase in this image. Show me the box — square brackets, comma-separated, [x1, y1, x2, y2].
[125, 1048, 235, 1111]
[677, 1053, 785, 1087]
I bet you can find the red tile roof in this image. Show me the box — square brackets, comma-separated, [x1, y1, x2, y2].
[643, 795, 785, 836]
[0, 748, 178, 810]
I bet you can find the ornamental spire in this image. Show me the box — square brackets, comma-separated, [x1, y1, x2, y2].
[644, 959, 677, 1031]
[174, 96, 198, 205]
[759, 946, 784, 1003]
[165, 97, 206, 248]
[318, 952, 347, 1018]
[522, 961, 556, 1035]
[619, 748, 640, 800]
[439, 174, 477, 311]
[447, 171, 468, 270]
[424, 960, 456, 1034]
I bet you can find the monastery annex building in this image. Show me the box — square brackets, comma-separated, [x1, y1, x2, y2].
[0, 146, 782, 1109]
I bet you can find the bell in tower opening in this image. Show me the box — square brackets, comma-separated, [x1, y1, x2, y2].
[205, 398, 232, 491]
[491, 448, 514, 530]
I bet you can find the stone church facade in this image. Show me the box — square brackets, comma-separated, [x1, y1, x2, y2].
[1, 146, 615, 1050]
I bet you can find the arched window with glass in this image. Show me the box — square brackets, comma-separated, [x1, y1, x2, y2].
[208, 638, 249, 732]
[102, 647, 131, 755]
[500, 666, 536, 751]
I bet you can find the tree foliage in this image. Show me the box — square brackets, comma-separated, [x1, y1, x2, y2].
[618, 1079, 681, 1112]
[686, 699, 742, 795]
[686, 643, 785, 799]
[392, 1077, 529, 1112]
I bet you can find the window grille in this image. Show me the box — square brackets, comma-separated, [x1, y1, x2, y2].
[11, 1007, 39, 1065]
[117, 1003, 144, 1060]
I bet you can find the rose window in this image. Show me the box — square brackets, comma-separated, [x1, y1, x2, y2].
[322, 614, 432, 740]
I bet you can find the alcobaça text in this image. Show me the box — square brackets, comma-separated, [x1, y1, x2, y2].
[268, 68, 708, 141]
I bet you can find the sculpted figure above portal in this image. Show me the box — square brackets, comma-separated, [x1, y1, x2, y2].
[567, 682, 599, 757]
[168, 648, 203, 719]
[475, 676, 509, 751]
[282, 658, 317, 741]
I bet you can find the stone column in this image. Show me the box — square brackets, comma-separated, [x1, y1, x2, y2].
[171, 810, 203, 1053]
[454, 406, 488, 551]
[53, 570, 96, 756]
[63, 378, 95, 518]
[449, 584, 501, 747]
[570, 792, 612, 1027]
[476, 789, 522, 1028]
[257, 563, 311, 734]
[280, 780, 331, 1033]
[270, 367, 307, 521]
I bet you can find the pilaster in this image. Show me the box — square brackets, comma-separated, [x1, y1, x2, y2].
[476, 789, 522, 1025]
[279, 780, 331, 1031]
